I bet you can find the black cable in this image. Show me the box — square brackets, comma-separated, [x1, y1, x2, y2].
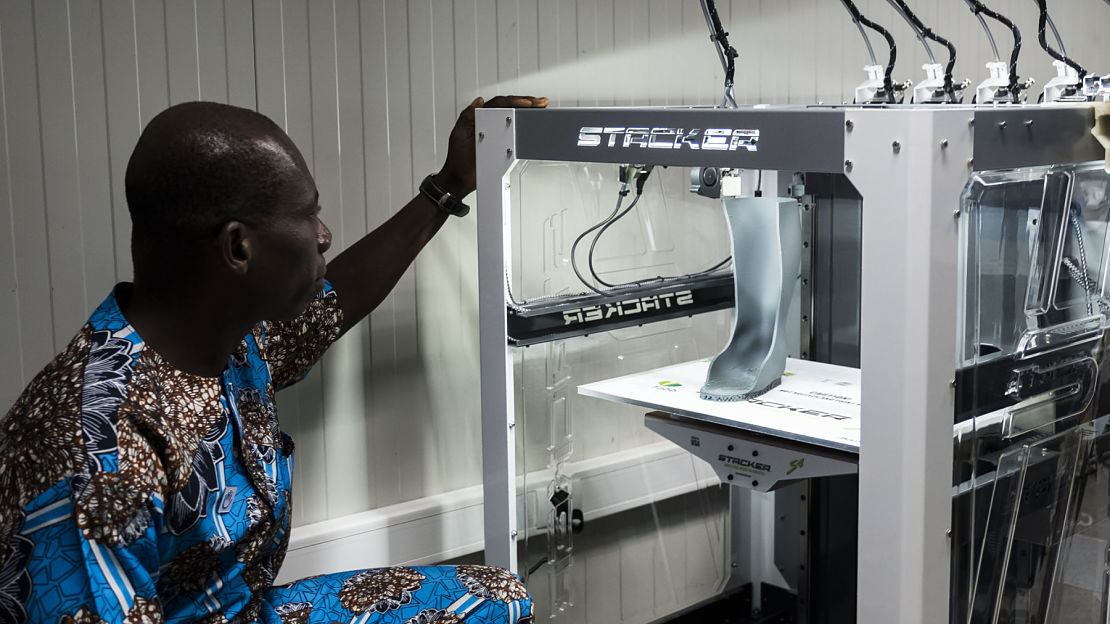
[584, 165, 653, 289]
[967, 0, 1016, 99]
[886, 0, 935, 64]
[886, 0, 959, 102]
[570, 188, 631, 296]
[839, 0, 898, 102]
[588, 194, 641, 288]
[964, 0, 1024, 100]
[582, 173, 731, 292]
[852, 14, 880, 66]
[971, 9, 1002, 63]
[587, 193, 643, 289]
[700, 0, 739, 108]
[1035, 0, 1087, 80]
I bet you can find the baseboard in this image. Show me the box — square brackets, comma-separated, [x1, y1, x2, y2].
[276, 441, 719, 583]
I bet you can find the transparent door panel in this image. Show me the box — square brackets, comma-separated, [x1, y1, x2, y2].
[954, 162, 1110, 623]
[507, 161, 737, 622]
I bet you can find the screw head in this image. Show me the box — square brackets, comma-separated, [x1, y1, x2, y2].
[506, 147, 513, 157]
[478, 131, 485, 141]
[892, 140, 901, 153]
[506, 115, 512, 125]
[844, 159, 853, 171]
[940, 139, 949, 149]
[998, 120, 1007, 129]
[845, 119, 854, 130]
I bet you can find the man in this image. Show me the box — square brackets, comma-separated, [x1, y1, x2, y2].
[0, 95, 546, 624]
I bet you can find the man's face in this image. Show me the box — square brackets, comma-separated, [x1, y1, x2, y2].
[245, 148, 332, 321]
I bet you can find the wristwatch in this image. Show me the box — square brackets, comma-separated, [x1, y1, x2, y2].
[419, 174, 470, 217]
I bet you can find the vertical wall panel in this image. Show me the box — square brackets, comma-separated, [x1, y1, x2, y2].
[535, 0, 558, 99]
[647, 0, 669, 106]
[382, 0, 424, 503]
[370, 0, 414, 506]
[165, 0, 201, 104]
[224, 0, 256, 109]
[253, 1, 287, 128]
[612, 0, 640, 107]
[452, 0, 485, 500]
[308, 0, 370, 520]
[574, 0, 596, 106]
[100, 0, 141, 283]
[789, 0, 818, 104]
[474, 0, 500, 97]
[2, 0, 55, 383]
[133, 1, 171, 124]
[325, 0, 374, 518]
[195, 0, 229, 103]
[495, 0, 518, 96]
[0, 8, 22, 403]
[357, 0, 396, 510]
[35, 2, 88, 343]
[679, 0, 706, 106]
[289, 0, 336, 523]
[410, 0, 456, 497]
[552, 0, 576, 106]
[70, 0, 116, 308]
[453, 0, 478, 105]
[516, 0, 538, 99]
[430, 1, 479, 496]
[817, 0, 850, 104]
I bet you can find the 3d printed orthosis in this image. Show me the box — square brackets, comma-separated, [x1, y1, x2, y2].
[700, 197, 800, 401]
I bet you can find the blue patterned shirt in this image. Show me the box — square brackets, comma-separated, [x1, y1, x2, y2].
[0, 282, 343, 623]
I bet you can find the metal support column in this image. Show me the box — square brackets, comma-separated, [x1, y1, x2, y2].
[847, 108, 969, 624]
[477, 109, 520, 572]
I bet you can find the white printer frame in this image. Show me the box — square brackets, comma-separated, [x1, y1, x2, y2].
[475, 104, 1102, 624]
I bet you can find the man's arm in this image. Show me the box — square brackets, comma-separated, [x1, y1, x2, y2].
[325, 95, 546, 335]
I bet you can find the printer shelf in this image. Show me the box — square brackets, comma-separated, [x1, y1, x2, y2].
[578, 358, 861, 455]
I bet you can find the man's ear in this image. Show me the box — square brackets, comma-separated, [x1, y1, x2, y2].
[217, 221, 251, 275]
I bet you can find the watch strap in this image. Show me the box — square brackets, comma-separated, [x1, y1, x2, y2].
[419, 174, 470, 217]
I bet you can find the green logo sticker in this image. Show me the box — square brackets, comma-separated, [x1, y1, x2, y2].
[658, 381, 682, 387]
[786, 458, 805, 475]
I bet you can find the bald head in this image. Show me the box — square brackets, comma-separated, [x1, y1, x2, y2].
[125, 102, 307, 280]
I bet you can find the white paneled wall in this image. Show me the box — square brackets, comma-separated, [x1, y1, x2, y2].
[3, 0, 1110, 530]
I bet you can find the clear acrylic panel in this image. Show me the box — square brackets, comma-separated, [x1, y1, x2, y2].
[508, 161, 738, 622]
[954, 162, 1110, 623]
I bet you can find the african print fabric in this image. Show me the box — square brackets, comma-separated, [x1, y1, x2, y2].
[0, 283, 532, 624]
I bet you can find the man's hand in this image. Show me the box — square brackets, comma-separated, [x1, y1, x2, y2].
[433, 95, 548, 198]
[327, 95, 547, 334]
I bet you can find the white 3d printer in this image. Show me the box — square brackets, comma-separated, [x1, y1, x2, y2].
[475, 2, 1110, 623]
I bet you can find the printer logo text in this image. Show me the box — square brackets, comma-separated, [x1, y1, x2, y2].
[577, 127, 759, 152]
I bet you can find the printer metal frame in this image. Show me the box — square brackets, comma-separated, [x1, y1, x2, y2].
[475, 104, 1102, 624]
